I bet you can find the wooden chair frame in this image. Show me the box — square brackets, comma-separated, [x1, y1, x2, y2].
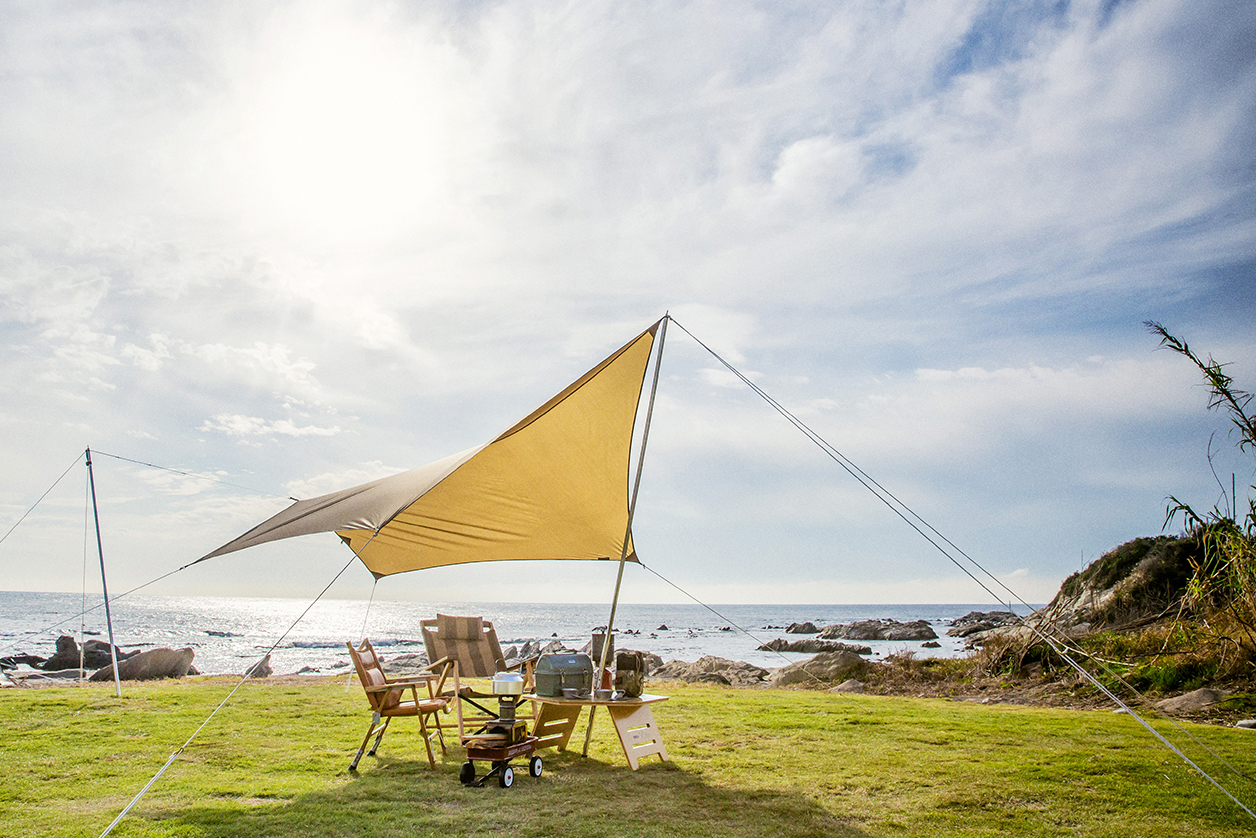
[346, 638, 453, 771]
[420, 615, 538, 746]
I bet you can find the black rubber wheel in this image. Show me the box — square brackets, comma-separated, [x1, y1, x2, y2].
[499, 765, 514, 788]
[529, 755, 543, 778]
[459, 761, 476, 785]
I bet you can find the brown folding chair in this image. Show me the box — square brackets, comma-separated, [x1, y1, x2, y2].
[345, 638, 452, 771]
[420, 614, 537, 744]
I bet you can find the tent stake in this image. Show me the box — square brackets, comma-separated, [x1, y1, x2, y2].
[585, 315, 669, 756]
[86, 448, 122, 697]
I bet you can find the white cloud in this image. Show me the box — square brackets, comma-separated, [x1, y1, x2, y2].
[283, 461, 408, 499]
[1, 0, 1253, 601]
[199, 414, 341, 439]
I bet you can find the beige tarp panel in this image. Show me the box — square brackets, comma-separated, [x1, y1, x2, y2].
[197, 445, 485, 561]
[199, 321, 658, 577]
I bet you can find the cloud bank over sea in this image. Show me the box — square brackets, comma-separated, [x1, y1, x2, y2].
[1, 0, 1253, 605]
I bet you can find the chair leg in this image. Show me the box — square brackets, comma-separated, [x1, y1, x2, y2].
[350, 712, 384, 772]
[367, 714, 391, 757]
[435, 712, 446, 754]
[418, 714, 437, 768]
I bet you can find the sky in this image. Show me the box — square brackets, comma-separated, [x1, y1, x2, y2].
[1, 0, 1254, 609]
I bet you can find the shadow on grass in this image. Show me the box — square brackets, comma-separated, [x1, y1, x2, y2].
[143, 748, 873, 838]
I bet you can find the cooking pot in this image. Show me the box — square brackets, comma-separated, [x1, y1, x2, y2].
[492, 671, 525, 696]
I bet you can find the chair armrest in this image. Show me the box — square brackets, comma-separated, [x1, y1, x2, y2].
[424, 657, 455, 698]
[367, 675, 437, 691]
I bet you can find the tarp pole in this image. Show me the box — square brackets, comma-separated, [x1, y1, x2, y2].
[86, 448, 122, 697]
[585, 315, 668, 755]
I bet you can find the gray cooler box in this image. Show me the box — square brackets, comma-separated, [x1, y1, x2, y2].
[534, 653, 594, 697]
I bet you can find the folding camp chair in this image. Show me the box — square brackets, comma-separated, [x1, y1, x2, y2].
[345, 638, 452, 771]
[420, 614, 538, 745]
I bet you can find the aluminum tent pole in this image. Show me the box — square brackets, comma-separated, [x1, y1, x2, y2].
[584, 315, 668, 756]
[86, 448, 122, 697]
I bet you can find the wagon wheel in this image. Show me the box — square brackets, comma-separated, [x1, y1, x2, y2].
[499, 765, 514, 788]
[529, 755, 543, 778]
[459, 761, 476, 785]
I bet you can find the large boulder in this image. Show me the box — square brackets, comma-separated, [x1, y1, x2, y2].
[947, 612, 1020, 638]
[785, 622, 820, 634]
[380, 652, 430, 676]
[653, 656, 769, 686]
[245, 654, 272, 678]
[41, 636, 138, 671]
[770, 651, 870, 687]
[1155, 687, 1230, 714]
[758, 638, 872, 655]
[819, 620, 937, 641]
[89, 647, 195, 682]
[40, 636, 85, 671]
[82, 639, 138, 669]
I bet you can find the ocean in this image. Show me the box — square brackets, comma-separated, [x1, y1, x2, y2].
[0, 591, 1034, 677]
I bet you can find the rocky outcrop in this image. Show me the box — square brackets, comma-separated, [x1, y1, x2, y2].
[819, 620, 937, 641]
[245, 654, 272, 678]
[785, 622, 819, 634]
[380, 652, 431, 676]
[770, 651, 869, 687]
[1, 653, 47, 670]
[89, 647, 195, 682]
[40, 635, 139, 671]
[1036, 536, 1202, 632]
[947, 612, 1020, 638]
[653, 656, 769, 686]
[757, 638, 871, 655]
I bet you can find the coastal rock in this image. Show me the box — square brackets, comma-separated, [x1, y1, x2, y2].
[770, 651, 869, 687]
[947, 612, 1019, 638]
[921, 641, 941, 648]
[1235, 720, 1256, 730]
[785, 622, 819, 634]
[830, 679, 866, 694]
[40, 636, 139, 671]
[89, 647, 195, 682]
[654, 656, 769, 686]
[1, 653, 47, 670]
[1155, 687, 1230, 714]
[83, 639, 139, 669]
[245, 654, 272, 678]
[819, 620, 937, 642]
[514, 640, 543, 660]
[40, 636, 90, 671]
[381, 652, 430, 676]
[757, 638, 871, 655]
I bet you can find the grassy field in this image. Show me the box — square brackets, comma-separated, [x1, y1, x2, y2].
[2, 677, 1255, 837]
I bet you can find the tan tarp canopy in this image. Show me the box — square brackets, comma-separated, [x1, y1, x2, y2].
[198, 321, 660, 578]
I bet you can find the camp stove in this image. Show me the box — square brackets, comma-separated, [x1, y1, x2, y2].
[460, 671, 542, 788]
[483, 671, 528, 745]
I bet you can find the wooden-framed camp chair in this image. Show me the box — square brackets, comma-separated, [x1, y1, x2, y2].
[345, 638, 453, 771]
[420, 614, 538, 744]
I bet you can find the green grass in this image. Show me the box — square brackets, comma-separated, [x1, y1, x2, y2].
[3, 678, 1255, 837]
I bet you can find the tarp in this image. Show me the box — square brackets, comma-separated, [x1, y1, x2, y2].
[198, 321, 660, 577]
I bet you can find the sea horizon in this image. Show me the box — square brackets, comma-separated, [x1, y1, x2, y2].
[0, 590, 1040, 676]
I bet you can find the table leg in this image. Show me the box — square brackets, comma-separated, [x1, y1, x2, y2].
[532, 702, 584, 751]
[607, 703, 667, 770]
